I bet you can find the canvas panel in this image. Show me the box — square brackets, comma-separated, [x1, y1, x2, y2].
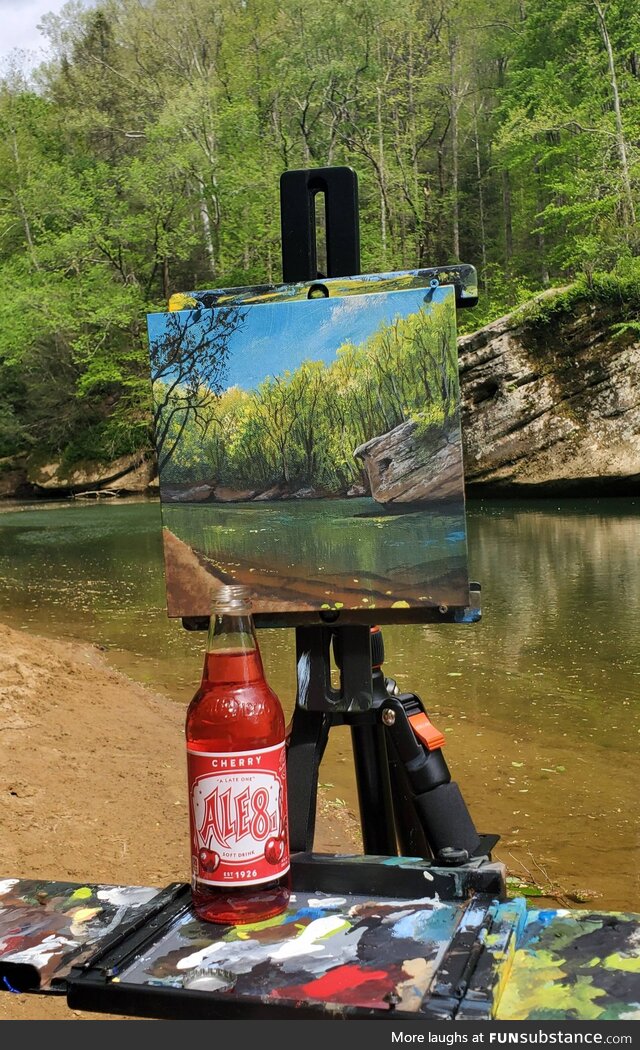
[147, 282, 469, 623]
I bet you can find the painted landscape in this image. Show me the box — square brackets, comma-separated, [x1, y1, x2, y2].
[146, 285, 469, 619]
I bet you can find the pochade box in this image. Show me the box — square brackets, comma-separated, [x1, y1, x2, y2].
[145, 267, 478, 627]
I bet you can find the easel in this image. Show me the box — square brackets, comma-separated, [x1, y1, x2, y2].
[274, 167, 499, 871]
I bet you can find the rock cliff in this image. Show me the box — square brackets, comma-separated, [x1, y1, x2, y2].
[26, 452, 157, 497]
[458, 288, 640, 495]
[353, 418, 464, 504]
[3, 283, 638, 500]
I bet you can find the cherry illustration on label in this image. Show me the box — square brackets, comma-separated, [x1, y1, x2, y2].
[199, 848, 220, 874]
[264, 836, 285, 865]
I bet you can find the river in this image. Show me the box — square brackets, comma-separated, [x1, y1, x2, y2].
[0, 495, 638, 911]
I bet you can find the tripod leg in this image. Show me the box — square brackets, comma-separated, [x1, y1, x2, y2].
[350, 721, 398, 855]
[335, 624, 397, 855]
[286, 707, 331, 853]
[382, 694, 484, 857]
[386, 749, 432, 859]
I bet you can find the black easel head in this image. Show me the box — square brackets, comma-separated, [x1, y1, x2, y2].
[280, 166, 360, 281]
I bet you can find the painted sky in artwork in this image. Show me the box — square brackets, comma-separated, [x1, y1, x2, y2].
[149, 285, 451, 394]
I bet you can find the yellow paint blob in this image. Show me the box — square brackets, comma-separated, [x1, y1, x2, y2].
[232, 914, 289, 938]
[495, 951, 605, 1021]
[69, 887, 93, 901]
[602, 952, 640, 973]
[168, 292, 198, 311]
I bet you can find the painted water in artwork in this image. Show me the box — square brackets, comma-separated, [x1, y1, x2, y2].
[147, 285, 469, 620]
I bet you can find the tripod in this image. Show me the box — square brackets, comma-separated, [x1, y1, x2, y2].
[279, 167, 499, 872]
[181, 165, 499, 877]
[286, 621, 498, 863]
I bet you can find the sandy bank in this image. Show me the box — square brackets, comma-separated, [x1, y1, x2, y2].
[0, 620, 360, 1021]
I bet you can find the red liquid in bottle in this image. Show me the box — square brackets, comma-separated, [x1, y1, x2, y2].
[186, 596, 291, 925]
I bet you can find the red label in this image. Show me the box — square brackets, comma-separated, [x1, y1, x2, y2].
[187, 742, 289, 887]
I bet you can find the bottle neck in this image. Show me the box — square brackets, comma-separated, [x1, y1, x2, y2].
[202, 611, 265, 685]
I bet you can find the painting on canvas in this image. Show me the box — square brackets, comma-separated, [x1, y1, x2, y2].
[146, 283, 469, 622]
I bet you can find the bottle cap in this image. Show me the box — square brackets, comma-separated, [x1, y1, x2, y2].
[211, 584, 253, 615]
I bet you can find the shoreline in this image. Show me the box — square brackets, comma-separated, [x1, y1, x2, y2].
[0, 619, 361, 1021]
[2, 609, 639, 1019]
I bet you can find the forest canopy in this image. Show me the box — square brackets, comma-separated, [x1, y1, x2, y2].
[0, 0, 638, 468]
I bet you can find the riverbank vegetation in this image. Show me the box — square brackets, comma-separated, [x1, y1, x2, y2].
[0, 0, 638, 476]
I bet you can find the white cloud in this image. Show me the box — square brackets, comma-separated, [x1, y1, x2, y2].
[0, 0, 86, 68]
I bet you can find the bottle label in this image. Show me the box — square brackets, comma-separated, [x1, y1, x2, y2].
[187, 741, 290, 887]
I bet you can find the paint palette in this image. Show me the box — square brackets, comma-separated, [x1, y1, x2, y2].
[0, 877, 170, 993]
[2, 860, 639, 1020]
[113, 890, 466, 1013]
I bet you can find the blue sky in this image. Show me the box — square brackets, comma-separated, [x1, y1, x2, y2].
[150, 285, 450, 392]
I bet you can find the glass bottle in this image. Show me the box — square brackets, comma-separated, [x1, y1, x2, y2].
[185, 585, 291, 924]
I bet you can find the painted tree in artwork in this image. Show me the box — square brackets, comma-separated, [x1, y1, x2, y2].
[149, 306, 246, 473]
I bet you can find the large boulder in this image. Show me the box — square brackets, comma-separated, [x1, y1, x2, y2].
[353, 419, 465, 504]
[213, 485, 258, 502]
[161, 483, 214, 503]
[254, 484, 289, 501]
[458, 289, 640, 494]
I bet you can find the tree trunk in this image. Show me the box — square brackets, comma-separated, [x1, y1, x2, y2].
[10, 131, 40, 271]
[592, 0, 636, 227]
[449, 36, 460, 261]
[377, 85, 388, 266]
[534, 157, 549, 286]
[502, 169, 514, 269]
[473, 110, 488, 290]
[199, 192, 216, 277]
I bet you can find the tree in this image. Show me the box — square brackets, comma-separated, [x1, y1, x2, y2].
[149, 305, 246, 472]
[495, 0, 640, 272]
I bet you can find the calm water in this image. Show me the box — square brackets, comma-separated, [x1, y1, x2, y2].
[1, 496, 638, 910]
[164, 498, 468, 612]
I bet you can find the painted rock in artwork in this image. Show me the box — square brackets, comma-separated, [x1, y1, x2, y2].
[353, 419, 464, 504]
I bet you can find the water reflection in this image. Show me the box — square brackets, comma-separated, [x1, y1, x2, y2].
[1, 496, 638, 909]
[386, 499, 640, 748]
[163, 498, 468, 612]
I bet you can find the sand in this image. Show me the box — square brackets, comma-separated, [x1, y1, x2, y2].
[0, 620, 361, 1021]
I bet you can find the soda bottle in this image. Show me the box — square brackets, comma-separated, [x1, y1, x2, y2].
[185, 584, 291, 924]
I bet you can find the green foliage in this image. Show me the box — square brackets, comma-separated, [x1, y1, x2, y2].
[494, 0, 640, 274]
[457, 266, 540, 334]
[0, 0, 637, 469]
[513, 258, 640, 329]
[159, 300, 459, 491]
[58, 419, 143, 470]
